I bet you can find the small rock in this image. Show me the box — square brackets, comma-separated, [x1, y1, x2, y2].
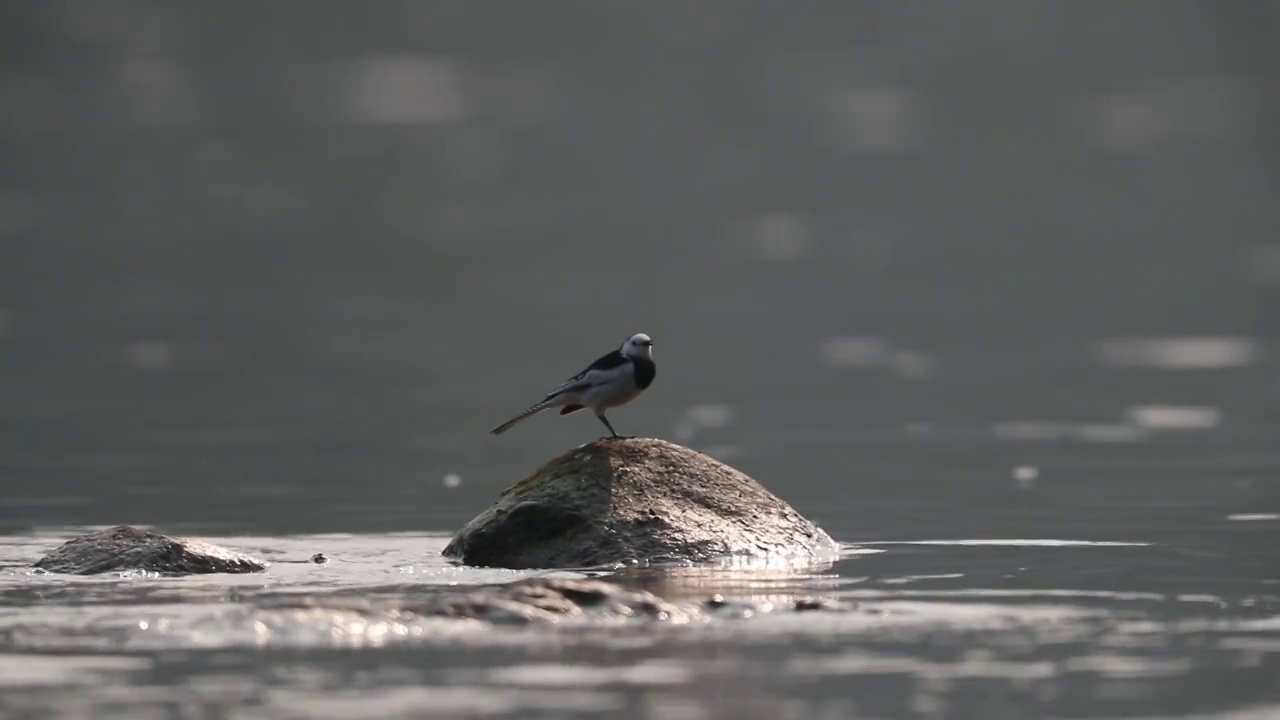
[32, 525, 267, 576]
[793, 596, 846, 612]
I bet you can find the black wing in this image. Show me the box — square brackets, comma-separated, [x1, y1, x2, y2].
[575, 349, 628, 377]
[543, 349, 629, 400]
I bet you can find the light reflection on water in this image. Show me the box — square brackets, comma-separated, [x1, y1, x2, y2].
[0, 531, 1277, 719]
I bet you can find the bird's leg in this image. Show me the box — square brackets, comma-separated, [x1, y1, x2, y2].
[596, 413, 621, 438]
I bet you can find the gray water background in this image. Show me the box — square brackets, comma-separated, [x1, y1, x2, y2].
[1, 1, 1279, 718]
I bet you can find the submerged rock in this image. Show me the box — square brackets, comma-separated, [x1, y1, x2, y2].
[412, 577, 695, 624]
[443, 437, 838, 569]
[32, 525, 267, 576]
[245, 577, 691, 629]
[237, 576, 849, 639]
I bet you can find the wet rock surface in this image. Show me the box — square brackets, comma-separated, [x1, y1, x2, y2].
[32, 525, 267, 576]
[444, 437, 839, 569]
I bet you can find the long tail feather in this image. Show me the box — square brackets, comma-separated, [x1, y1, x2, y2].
[490, 401, 555, 435]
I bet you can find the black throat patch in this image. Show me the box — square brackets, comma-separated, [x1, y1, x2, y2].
[632, 357, 656, 390]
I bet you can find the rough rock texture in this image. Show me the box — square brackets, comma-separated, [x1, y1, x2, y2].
[32, 525, 267, 575]
[443, 437, 838, 569]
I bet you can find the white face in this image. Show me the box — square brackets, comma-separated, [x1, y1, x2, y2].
[621, 333, 654, 359]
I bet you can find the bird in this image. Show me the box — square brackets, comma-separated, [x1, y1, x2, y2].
[490, 332, 657, 438]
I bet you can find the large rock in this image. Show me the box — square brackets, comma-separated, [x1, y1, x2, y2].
[33, 525, 267, 575]
[443, 437, 838, 569]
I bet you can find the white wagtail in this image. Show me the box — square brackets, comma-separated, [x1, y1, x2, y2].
[490, 333, 656, 438]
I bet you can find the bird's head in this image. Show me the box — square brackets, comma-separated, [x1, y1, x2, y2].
[621, 332, 655, 360]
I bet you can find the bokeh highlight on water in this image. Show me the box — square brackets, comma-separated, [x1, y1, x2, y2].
[1, 2, 1278, 718]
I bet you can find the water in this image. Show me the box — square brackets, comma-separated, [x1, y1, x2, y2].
[4, 1, 1280, 717]
[2, 530, 1278, 719]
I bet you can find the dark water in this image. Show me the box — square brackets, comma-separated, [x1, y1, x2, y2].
[2, 531, 1279, 719]
[2, 1, 1279, 718]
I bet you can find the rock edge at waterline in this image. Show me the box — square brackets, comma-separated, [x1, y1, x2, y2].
[32, 525, 267, 575]
[443, 436, 839, 569]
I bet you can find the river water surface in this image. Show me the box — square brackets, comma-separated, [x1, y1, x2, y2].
[3, 435, 1279, 720]
[3, 2, 1280, 717]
